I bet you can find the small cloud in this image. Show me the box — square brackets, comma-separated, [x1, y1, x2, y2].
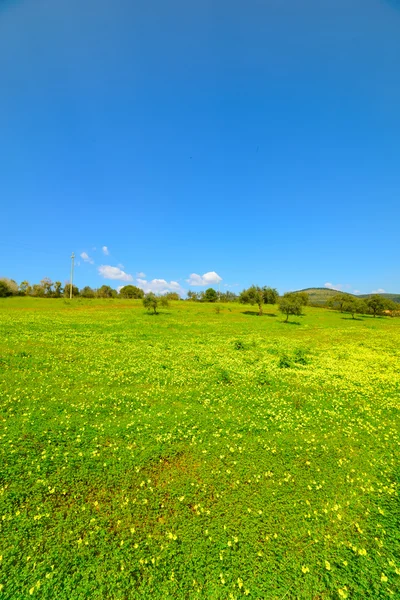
[137, 278, 184, 295]
[117, 263, 125, 270]
[136, 272, 146, 278]
[372, 288, 386, 294]
[98, 265, 133, 282]
[324, 282, 343, 291]
[186, 271, 222, 286]
[353, 290, 360, 294]
[80, 252, 94, 264]
[102, 246, 110, 256]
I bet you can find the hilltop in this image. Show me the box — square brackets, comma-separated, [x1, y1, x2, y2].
[295, 287, 400, 305]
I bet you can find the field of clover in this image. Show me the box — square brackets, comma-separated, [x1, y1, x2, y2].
[0, 297, 399, 599]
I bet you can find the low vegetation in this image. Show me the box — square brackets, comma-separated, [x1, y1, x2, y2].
[0, 298, 399, 598]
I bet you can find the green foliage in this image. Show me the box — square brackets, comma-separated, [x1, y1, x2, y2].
[342, 297, 367, 319]
[119, 285, 144, 299]
[80, 286, 96, 298]
[203, 288, 218, 302]
[63, 283, 80, 297]
[143, 292, 159, 313]
[97, 285, 117, 298]
[164, 292, 180, 301]
[0, 299, 399, 599]
[278, 292, 306, 322]
[366, 294, 386, 317]
[239, 285, 278, 315]
[0, 280, 12, 297]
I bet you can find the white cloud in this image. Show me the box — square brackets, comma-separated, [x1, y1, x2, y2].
[98, 265, 133, 282]
[117, 263, 125, 269]
[324, 282, 343, 291]
[80, 252, 94, 264]
[186, 271, 222, 286]
[102, 246, 110, 256]
[137, 278, 183, 295]
[372, 288, 386, 294]
[353, 290, 360, 294]
[136, 272, 146, 278]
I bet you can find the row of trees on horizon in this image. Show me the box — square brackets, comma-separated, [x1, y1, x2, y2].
[1, 277, 398, 319]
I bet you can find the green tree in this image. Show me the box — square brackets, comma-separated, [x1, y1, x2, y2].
[32, 283, 45, 297]
[97, 285, 117, 298]
[19, 281, 31, 295]
[53, 281, 63, 298]
[80, 286, 95, 298]
[119, 285, 144, 299]
[143, 292, 159, 314]
[40, 278, 53, 296]
[328, 293, 349, 312]
[279, 292, 305, 322]
[187, 290, 199, 301]
[366, 294, 386, 317]
[164, 292, 180, 301]
[63, 284, 80, 297]
[342, 297, 367, 319]
[203, 288, 218, 303]
[239, 285, 278, 315]
[0, 278, 18, 295]
[0, 280, 12, 297]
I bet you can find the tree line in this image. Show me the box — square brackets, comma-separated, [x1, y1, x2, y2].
[0, 277, 398, 319]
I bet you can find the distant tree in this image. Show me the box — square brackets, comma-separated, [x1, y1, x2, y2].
[0, 278, 18, 295]
[0, 280, 12, 297]
[342, 297, 367, 319]
[19, 281, 31, 295]
[63, 284, 80, 298]
[164, 292, 180, 301]
[32, 283, 45, 297]
[80, 286, 95, 298]
[279, 292, 306, 322]
[159, 295, 169, 307]
[328, 293, 349, 312]
[187, 290, 199, 301]
[219, 291, 238, 302]
[293, 291, 309, 306]
[203, 288, 218, 303]
[53, 281, 63, 298]
[119, 285, 144, 299]
[239, 285, 278, 315]
[40, 278, 53, 296]
[97, 285, 117, 298]
[366, 294, 386, 317]
[143, 292, 159, 314]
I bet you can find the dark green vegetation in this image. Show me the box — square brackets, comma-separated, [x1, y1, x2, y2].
[296, 288, 400, 307]
[0, 299, 399, 599]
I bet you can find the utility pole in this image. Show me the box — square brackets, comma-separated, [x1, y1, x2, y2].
[70, 252, 75, 299]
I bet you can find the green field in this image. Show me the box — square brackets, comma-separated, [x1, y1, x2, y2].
[1, 299, 399, 599]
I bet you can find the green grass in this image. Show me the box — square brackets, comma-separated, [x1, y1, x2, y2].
[1, 299, 399, 599]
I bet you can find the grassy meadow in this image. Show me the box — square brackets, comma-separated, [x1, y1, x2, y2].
[0, 298, 399, 599]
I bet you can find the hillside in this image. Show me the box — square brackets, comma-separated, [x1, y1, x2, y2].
[297, 288, 400, 305]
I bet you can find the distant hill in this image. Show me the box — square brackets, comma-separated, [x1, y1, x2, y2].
[358, 293, 400, 303]
[295, 288, 400, 305]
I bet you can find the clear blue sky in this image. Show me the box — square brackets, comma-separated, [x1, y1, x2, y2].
[1, 0, 399, 295]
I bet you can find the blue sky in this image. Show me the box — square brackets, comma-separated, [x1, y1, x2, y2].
[1, 0, 399, 296]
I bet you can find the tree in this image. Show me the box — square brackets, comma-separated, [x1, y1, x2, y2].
[40, 278, 53, 296]
[366, 294, 386, 317]
[97, 285, 117, 298]
[328, 293, 349, 312]
[279, 292, 305, 322]
[80, 286, 95, 298]
[119, 285, 144, 299]
[187, 290, 199, 301]
[63, 284, 79, 297]
[0, 278, 18, 295]
[143, 292, 159, 314]
[164, 292, 180, 301]
[239, 285, 278, 315]
[342, 297, 367, 319]
[19, 281, 31, 295]
[203, 288, 218, 303]
[53, 281, 63, 298]
[31, 283, 45, 297]
[0, 280, 12, 297]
